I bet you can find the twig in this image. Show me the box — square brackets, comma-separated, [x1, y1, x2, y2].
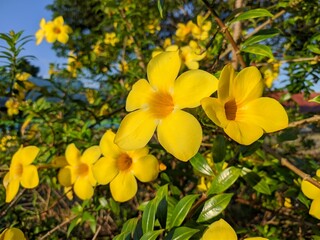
[263, 145, 320, 189]
[39, 215, 78, 240]
[288, 115, 320, 128]
[92, 224, 102, 240]
[255, 56, 320, 67]
[202, 0, 246, 68]
[186, 193, 207, 220]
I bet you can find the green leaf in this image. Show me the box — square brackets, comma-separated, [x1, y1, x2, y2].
[241, 44, 274, 59]
[207, 167, 241, 195]
[167, 227, 199, 240]
[113, 232, 131, 240]
[253, 179, 271, 195]
[230, 8, 273, 24]
[240, 141, 262, 157]
[121, 218, 139, 235]
[307, 45, 320, 54]
[157, 0, 164, 18]
[211, 135, 227, 163]
[67, 217, 80, 237]
[190, 153, 214, 176]
[168, 194, 199, 229]
[140, 229, 164, 240]
[242, 29, 280, 47]
[142, 198, 157, 234]
[197, 193, 233, 222]
[309, 95, 320, 104]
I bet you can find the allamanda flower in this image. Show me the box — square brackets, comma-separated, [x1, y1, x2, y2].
[180, 40, 206, 70]
[114, 51, 218, 161]
[35, 18, 47, 45]
[301, 176, 320, 219]
[201, 64, 288, 145]
[0, 228, 26, 240]
[45, 16, 72, 44]
[3, 146, 39, 203]
[93, 130, 159, 202]
[58, 144, 101, 200]
[175, 20, 195, 41]
[202, 219, 268, 240]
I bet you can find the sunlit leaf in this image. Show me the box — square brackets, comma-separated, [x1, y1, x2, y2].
[230, 8, 273, 24]
[168, 194, 199, 229]
[197, 193, 233, 222]
[208, 167, 241, 195]
[241, 44, 274, 59]
[166, 227, 199, 240]
[309, 95, 320, 104]
[242, 29, 280, 47]
[140, 229, 164, 240]
[190, 153, 214, 176]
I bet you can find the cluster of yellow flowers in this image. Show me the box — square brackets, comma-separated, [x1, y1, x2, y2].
[35, 16, 72, 45]
[104, 32, 119, 46]
[66, 51, 82, 78]
[115, 51, 288, 161]
[260, 60, 281, 88]
[176, 15, 211, 41]
[0, 135, 17, 152]
[301, 171, 320, 219]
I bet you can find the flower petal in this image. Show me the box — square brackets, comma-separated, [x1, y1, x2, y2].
[54, 16, 64, 25]
[20, 146, 39, 165]
[58, 166, 76, 187]
[114, 110, 157, 150]
[81, 146, 101, 164]
[57, 32, 69, 44]
[157, 110, 202, 161]
[100, 130, 122, 158]
[233, 66, 264, 104]
[173, 70, 218, 109]
[202, 219, 237, 240]
[127, 147, 149, 160]
[132, 155, 159, 182]
[201, 97, 226, 127]
[66, 143, 81, 166]
[309, 198, 320, 220]
[126, 79, 154, 111]
[242, 97, 288, 133]
[301, 180, 320, 200]
[3, 172, 10, 189]
[2, 228, 26, 240]
[245, 238, 268, 240]
[147, 51, 181, 92]
[110, 171, 137, 202]
[5, 179, 20, 203]
[20, 165, 39, 189]
[93, 157, 118, 185]
[74, 178, 94, 200]
[224, 121, 263, 145]
[218, 64, 236, 103]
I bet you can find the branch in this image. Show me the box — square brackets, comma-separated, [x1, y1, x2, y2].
[288, 115, 320, 128]
[202, 0, 246, 68]
[263, 146, 320, 189]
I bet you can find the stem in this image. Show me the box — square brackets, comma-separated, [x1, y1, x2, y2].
[202, 0, 246, 68]
[288, 115, 320, 128]
[263, 145, 320, 189]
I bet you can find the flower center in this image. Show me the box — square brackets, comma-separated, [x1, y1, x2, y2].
[53, 27, 61, 34]
[13, 163, 23, 177]
[117, 153, 132, 171]
[225, 99, 237, 120]
[149, 91, 174, 119]
[76, 163, 89, 177]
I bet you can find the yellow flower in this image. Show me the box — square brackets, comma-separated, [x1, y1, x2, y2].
[192, 15, 212, 41]
[45, 16, 72, 44]
[180, 40, 206, 70]
[114, 51, 218, 161]
[201, 64, 288, 145]
[118, 60, 129, 73]
[5, 98, 19, 116]
[93, 130, 159, 202]
[58, 144, 101, 200]
[175, 20, 195, 41]
[301, 179, 320, 219]
[151, 39, 179, 58]
[0, 228, 26, 240]
[104, 32, 119, 46]
[284, 197, 292, 208]
[3, 146, 39, 202]
[35, 18, 47, 45]
[202, 219, 268, 240]
[16, 72, 31, 81]
[67, 52, 82, 77]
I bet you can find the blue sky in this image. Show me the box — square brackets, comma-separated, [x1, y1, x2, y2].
[0, 0, 66, 78]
